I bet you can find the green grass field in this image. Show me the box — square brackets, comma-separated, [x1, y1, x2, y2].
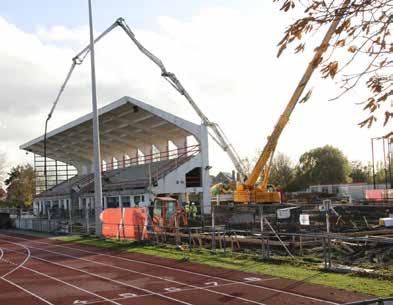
[55, 235, 393, 297]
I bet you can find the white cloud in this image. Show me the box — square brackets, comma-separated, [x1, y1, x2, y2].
[36, 25, 89, 44]
[0, 5, 389, 175]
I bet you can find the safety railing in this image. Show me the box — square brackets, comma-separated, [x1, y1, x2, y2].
[98, 145, 200, 190]
[152, 145, 200, 182]
[102, 145, 200, 172]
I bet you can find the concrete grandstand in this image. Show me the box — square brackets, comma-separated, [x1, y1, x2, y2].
[20, 96, 211, 217]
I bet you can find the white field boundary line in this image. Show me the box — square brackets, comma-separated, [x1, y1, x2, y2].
[0, 242, 153, 304]
[0, 240, 269, 305]
[2, 233, 341, 305]
[0, 245, 54, 305]
[1, 242, 31, 278]
[1, 277, 54, 305]
[2, 242, 121, 305]
[83, 278, 278, 305]
[0, 240, 194, 305]
[19, 241, 276, 304]
[2, 257, 123, 305]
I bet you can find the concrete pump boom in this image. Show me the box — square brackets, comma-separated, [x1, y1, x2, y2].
[234, 0, 350, 203]
[44, 17, 247, 181]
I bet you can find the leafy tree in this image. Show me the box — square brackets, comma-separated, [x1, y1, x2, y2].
[373, 160, 389, 185]
[274, 0, 393, 127]
[349, 161, 370, 183]
[294, 145, 350, 188]
[5, 164, 35, 206]
[269, 152, 294, 189]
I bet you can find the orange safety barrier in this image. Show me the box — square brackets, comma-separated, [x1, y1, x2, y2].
[101, 207, 149, 240]
[365, 190, 384, 202]
[365, 189, 393, 202]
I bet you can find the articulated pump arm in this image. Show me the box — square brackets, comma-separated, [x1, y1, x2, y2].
[240, 0, 350, 199]
[45, 17, 246, 181]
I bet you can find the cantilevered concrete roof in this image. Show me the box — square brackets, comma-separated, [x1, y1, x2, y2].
[20, 96, 201, 170]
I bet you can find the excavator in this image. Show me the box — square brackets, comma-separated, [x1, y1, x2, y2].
[150, 196, 188, 232]
[234, 1, 349, 204]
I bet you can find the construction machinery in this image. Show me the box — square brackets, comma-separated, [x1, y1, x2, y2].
[234, 1, 349, 204]
[44, 17, 247, 183]
[150, 196, 188, 232]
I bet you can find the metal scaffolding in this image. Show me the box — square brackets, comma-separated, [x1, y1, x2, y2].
[34, 154, 77, 194]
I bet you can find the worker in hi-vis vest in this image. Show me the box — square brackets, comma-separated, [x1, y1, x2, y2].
[185, 202, 197, 219]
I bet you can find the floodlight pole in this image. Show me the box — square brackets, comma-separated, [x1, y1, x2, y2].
[88, 0, 103, 236]
[371, 138, 376, 189]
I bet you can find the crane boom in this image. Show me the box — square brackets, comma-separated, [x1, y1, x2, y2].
[116, 19, 246, 180]
[45, 17, 247, 181]
[235, 0, 350, 203]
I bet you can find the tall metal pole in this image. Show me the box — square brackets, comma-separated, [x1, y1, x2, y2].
[88, 0, 103, 236]
[371, 138, 376, 189]
[388, 140, 392, 190]
[382, 138, 388, 191]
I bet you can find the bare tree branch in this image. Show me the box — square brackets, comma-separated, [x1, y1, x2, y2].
[274, 0, 393, 127]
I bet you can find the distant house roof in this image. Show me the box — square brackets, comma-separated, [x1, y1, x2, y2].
[212, 171, 233, 184]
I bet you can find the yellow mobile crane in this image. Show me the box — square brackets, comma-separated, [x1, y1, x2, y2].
[234, 0, 350, 204]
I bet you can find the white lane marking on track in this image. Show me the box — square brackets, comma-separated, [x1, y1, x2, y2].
[0, 242, 123, 305]
[73, 300, 88, 304]
[1, 276, 55, 305]
[0, 234, 341, 305]
[3, 240, 270, 305]
[164, 287, 182, 292]
[0, 240, 193, 305]
[118, 292, 138, 298]
[2, 258, 122, 305]
[0, 242, 31, 278]
[0, 245, 54, 305]
[244, 277, 262, 282]
[76, 278, 277, 305]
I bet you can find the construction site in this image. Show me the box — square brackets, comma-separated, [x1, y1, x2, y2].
[1, 1, 393, 305]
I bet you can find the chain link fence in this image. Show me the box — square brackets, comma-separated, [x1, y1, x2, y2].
[4, 204, 393, 271]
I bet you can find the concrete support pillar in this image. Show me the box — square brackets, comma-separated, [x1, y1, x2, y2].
[114, 154, 124, 169]
[140, 145, 153, 163]
[128, 149, 138, 165]
[156, 141, 169, 160]
[105, 157, 114, 171]
[173, 137, 187, 156]
[199, 126, 211, 214]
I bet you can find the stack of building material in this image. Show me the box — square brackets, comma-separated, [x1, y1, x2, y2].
[379, 217, 393, 227]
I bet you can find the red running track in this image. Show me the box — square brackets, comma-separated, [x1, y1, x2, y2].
[0, 231, 374, 305]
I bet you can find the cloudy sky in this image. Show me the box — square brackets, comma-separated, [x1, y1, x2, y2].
[0, 0, 389, 177]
